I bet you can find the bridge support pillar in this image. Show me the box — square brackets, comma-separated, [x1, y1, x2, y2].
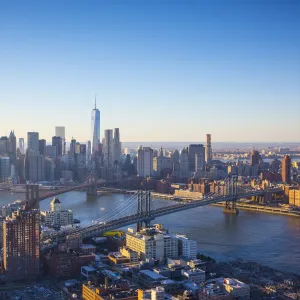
[137, 191, 142, 232]
[223, 198, 239, 214]
[86, 185, 97, 197]
[86, 178, 97, 199]
[137, 190, 151, 231]
[223, 177, 239, 214]
[264, 191, 272, 203]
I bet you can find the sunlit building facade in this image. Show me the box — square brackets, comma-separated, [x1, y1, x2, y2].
[3, 205, 40, 279]
[91, 99, 100, 154]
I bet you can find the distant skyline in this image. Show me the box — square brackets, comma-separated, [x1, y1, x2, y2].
[0, 1, 299, 142]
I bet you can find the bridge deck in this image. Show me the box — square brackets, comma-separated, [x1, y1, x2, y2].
[41, 187, 281, 250]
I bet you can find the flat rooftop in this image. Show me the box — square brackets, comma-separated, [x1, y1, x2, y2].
[82, 266, 97, 272]
[224, 278, 248, 288]
[140, 269, 167, 280]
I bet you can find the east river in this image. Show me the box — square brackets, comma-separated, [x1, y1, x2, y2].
[1, 191, 300, 274]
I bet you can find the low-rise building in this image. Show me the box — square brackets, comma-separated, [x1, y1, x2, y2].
[176, 234, 197, 259]
[120, 246, 139, 262]
[82, 282, 137, 300]
[223, 278, 250, 299]
[44, 252, 95, 278]
[81, 266, 97, 279]
[182, 268, 206, 283]
[289, 189, 300, 206]
[41, 198, 73, 227]
[108, 252, 130, 265]
[199, 282, 232, 299]
[160, 280, 180, 293]
[151, 286, 165, 300]
[126, 227, 178, 261]
[187, 259, 207, 270]
[133, 269, 168, 288]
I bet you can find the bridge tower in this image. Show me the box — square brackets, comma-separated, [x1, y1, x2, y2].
[223, 176, 239, 214]
[86, 175, 98, 198]
[25, 184, 40, 208]
[137, 190, 151, 231]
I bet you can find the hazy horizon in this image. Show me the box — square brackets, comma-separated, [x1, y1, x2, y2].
[57, 141, 300, 150]
[122, 141, 300, 150]
[1, 1, 299, 142]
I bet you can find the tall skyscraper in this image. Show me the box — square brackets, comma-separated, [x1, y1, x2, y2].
[0, 157, 10, 180]
[3, 205, 40, 279]
[27, 132, 39, 151]
[282, 155, 291, 184]
[137, 146, 153, 177]
[70, 138, 76, 154]
[38, 139, 46, 156]
[55, 126, 65, 138]
[91, 97, 100, 154]
[188, 144, 205, 172]
[86, 140, 91, 164]
[172, 149, 180, 163]
[19, 138, 25, 154]
[75, 143, 87, 167]
[195, 152, 205, 172]
[52, 136, 63, 157]
[104, 129, 113, 167]
[0, 136, 8, 154]
[25, 149, 45, 181]
[250, 150, 261, 166]
[45, 145, 57, 160]
[180, 148, 189, 177]
[113, 128, 121, 163]
[205, 134, 212, 165]
[8, 130, 17, 157]
[55, 126, 66, 155]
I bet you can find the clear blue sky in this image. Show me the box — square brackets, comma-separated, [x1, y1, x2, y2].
[0, 0, 299, 143]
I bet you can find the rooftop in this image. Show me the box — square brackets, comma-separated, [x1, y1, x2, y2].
[161, 279, 176, 285]
[83, 282, 136, 299]
[140, 269, 167, 280]
[109, 252, 124, 258]
[81, 244, 96, 249]
[102, 269, 121, 280]
[51, 197, 61, 204]
[127, 227, 171, 240]
[183, 268, 205, 275]
[223, 278, 248, 288]
[82, 266, 97, 272]
[203, 283, 229, 296]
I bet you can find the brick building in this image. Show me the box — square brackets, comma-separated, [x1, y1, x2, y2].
[44, 252, 95, 278]
[3, 205, 40, 279]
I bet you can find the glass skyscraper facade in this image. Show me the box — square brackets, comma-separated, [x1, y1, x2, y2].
[91, 100, 100, 153]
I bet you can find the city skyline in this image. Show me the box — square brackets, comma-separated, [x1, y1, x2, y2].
[1, 1, 300, 142]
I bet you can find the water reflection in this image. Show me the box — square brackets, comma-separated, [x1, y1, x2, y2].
[0, 191, 299, 274]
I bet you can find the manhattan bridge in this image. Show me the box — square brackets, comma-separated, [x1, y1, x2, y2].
[33, 176, 282, 251]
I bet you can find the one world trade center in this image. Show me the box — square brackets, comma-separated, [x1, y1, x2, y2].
[91, 97, 100, 153]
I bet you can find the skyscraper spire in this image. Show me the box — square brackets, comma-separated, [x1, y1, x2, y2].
[95, 94, 97, 109]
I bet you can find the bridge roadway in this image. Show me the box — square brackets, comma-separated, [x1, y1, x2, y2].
[42, 187, 281, 249]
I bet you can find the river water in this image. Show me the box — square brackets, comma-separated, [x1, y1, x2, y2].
[1, 191, 300, 274]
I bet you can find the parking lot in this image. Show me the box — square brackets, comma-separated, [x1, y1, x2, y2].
[0, 283, 66, 300]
